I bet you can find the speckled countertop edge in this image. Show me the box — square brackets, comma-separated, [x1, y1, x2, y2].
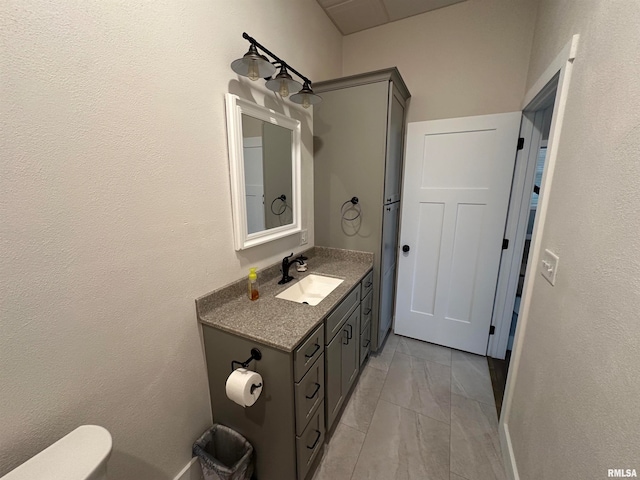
[196, 247, 374, 352]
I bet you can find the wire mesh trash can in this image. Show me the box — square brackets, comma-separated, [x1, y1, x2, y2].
[192, 425, 254, 480]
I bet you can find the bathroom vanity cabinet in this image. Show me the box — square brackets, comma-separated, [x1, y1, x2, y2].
[325, 286, 360, 430]
[197, 248, 373, 480]
[325, 269, 373, 430]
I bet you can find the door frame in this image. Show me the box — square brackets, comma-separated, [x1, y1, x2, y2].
[499, 35, 580, 480]
[487, 93, 556, 360]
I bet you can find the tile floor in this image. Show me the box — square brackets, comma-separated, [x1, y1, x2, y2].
[312, 334, 505, 480]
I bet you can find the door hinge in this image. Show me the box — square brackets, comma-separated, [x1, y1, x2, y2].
[517, 137, 525, 150]
[502, 238, 509, 250]
[489, 325, 495, 335]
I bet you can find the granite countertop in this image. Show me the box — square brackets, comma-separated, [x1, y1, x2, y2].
[196, 247, 373, 352]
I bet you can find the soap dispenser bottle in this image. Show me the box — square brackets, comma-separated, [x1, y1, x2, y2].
[248, 267, 259, 301]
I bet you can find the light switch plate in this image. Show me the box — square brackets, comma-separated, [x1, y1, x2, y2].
[540, 249, 559, 285]
[300, 229, 308, 245]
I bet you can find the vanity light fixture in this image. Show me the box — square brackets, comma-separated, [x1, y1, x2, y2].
[290, 81, 322, 109]
[265, 65, 302, 98]
[230, 43, 276, 81]
[230, 32, 321, 107]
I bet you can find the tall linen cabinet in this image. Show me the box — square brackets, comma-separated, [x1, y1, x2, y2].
[313, 68, 410, 351]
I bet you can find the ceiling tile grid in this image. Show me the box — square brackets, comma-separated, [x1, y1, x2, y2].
[318, 0, 467, 35]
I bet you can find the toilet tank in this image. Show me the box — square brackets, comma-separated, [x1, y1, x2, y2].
[1, 425, 112, 480]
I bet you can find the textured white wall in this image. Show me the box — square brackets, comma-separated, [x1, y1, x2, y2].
[342, 0, 538, 122]
[506, 1, 640, 478]
[0, 1, 341, 478]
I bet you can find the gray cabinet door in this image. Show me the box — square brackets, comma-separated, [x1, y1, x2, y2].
[313, 82, 388, 255]
[325, 329, 344, 429]
[341, 306, 360, 395]
[383, 89, 406, 204]
[380, 201, 400, 341]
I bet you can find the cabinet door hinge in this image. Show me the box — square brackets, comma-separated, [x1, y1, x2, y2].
[502, 238, 509, 250]
[517, 137, 525, 150]
[489, 325, 496, 335]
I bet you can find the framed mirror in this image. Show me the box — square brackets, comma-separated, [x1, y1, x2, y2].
[225, 94, 302, 250]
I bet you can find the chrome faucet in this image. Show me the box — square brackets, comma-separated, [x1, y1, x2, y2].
[278, 253, 307, 285]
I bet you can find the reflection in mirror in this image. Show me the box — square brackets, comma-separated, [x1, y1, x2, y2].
[225, 93, 301, 250]
[242, 115, 293, 234]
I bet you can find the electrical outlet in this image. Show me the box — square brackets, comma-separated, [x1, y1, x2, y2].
[540, 249, 559, 286]
[300, 229, 308, 245]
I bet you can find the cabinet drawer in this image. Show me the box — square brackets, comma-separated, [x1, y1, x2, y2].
[296, 401, 325, 480]
[325, 286, 360, 344]
[361, 270, 373, 298]
[295, 353, 324, 436]
[294, 324, 324, 383]
[360, 320, 371, 366]
[360, 290, 373, 332]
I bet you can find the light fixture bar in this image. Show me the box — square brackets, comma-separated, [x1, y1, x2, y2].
[241, 32, 312, 86]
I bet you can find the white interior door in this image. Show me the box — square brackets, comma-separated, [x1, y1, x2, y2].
[395, 112, 521, 355]
[243, 137, 265, 234]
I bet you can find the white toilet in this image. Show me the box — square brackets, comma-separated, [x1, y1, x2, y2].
[2, 425, 112, 480]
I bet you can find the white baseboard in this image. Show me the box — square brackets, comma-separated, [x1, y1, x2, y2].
[499, 422, 520, 480]
[173, 457, 203, 480]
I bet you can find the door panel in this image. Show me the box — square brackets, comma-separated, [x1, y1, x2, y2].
[325, 331, 343, 429]
[341, 307, 360, 395]
[379, 265, 396, 336]
[380, 202, 399, 339]
[243, 138, 265, 233]
[411, 202, 444, 316]
[445, 203, 485, 323]
[395, 112, 521, 355]
[383, 91, 405, 204]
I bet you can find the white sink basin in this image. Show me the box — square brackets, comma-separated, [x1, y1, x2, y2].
[276, 274, 344, 306]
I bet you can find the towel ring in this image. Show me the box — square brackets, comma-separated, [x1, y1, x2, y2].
[341, 196, 361, 221]
[270, 194, 287, 216]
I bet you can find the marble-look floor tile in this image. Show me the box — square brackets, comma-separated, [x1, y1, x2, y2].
[352, 400, 450, 480]
[396, 336, 452, 366]
[312, 423, 365, 480]
[367, 333, 400, 372]
[380, 352, 451, 424]
[340, 365, 387, 433]
[451, 350, 495, 405]
[450, 394, 505, 480]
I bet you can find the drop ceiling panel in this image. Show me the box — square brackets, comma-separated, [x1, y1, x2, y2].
[325, 0, 389, 36]
[317, 0, 467, 35]
[317, 0, 350, 7]
[382, 0, 466, 22]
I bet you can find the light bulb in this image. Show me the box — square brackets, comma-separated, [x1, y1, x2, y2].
[279, 79, 289, 98]
[302, 94, 311, 109]
[247, 60, 260, 81]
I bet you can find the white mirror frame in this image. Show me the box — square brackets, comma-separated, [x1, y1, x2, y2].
[225, 93, 302, 250]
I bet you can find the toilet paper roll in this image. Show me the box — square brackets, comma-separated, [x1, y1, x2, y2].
[225, 368, 263, 407]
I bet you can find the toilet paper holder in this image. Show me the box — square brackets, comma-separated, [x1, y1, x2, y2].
[230, 348, 262, 373]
